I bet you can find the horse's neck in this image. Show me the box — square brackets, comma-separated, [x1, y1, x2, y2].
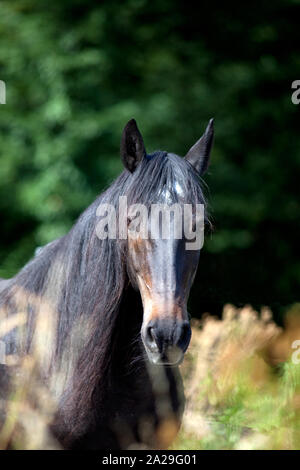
[110, 283, 145, 372]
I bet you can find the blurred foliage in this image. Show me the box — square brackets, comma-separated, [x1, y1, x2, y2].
[174, 304, 300, 450]
[0, 0, 299, 320]
[2, 303, 299, 449]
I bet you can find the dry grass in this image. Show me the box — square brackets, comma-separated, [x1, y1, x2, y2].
[174, 304, 300, 450]
[0, 302, 300, 449]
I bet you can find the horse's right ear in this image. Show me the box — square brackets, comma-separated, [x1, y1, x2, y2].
[185, 119, 214, 175]
[120, 119, 146, 172]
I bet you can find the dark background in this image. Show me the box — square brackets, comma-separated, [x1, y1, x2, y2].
[0, 0, 299, 322]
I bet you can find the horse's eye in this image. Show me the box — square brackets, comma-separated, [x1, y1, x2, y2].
[127, 216, 138, 229]
[128, 221, 135, 232]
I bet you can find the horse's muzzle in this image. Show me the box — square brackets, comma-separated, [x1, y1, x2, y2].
[142, 318, 191, 365]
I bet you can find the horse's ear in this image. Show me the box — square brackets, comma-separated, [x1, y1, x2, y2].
[120, 119, 146, 172]
[185, 118, 214, 175]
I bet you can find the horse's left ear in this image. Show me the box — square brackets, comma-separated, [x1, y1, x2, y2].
[120, 119, 146, 172]
[185, 118, 214, 175]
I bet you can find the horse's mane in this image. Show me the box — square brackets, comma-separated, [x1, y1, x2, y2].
[0, 151, 207, 436]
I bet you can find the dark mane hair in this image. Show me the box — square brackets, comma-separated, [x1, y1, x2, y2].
[0, 150, 208, 442]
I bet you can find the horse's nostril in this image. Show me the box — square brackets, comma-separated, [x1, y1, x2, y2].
[147, 326, 154, 342]
[144, 320, 191, 357]
[145, 325, 157, 347]
[144, 323, 162, 353]
[177, 322, 191, 351]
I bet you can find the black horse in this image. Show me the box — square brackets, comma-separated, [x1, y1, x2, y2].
[0, 118, 214, 449]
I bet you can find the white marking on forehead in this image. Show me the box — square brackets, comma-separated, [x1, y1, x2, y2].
[159, 153, 187, 202]
[174, 180, 185, 197]
[160, 180, 185, 202]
